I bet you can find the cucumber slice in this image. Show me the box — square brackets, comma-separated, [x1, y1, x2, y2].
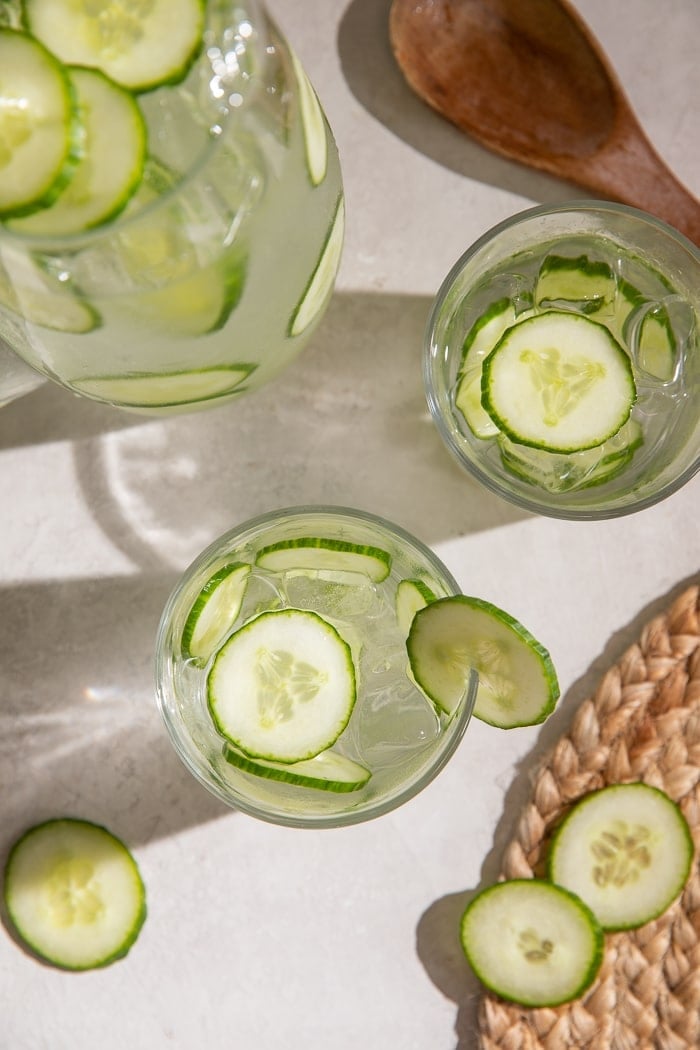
[395, 578, 437, 635]
[0, 28, 81, 218]
[498, 417, 644, 494]
[460, 879, 604, 1007]
[9, 65, 146, 235]
[482, 311, 636, 453]
[182, 562, 251, 663]
[73, 364, 255, 408]
[536, 254, 615, 315]
[548, 783, 694, 932]
[3, 818, 146, 971]
[407, 595, 559, 725]
[289, 194, 344, 337]
[0, 251, 100, 332]
[25, 0, 205, 93]
[223, 744, 371, 793]
[256, 536, 392, 583]
[636, 306, 677, 381]
[207, 608, 357, 762]
[126, 257, 247, 336]
[290, 49, 327, 186]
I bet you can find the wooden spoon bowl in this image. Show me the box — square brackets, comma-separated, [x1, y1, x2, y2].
[389, 0, 700, 245]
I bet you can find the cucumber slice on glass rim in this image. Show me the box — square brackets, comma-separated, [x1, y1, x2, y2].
[407, 594, 559, 725]
[207, 608, 357, 763]
[0, 28, 82, 219]
[548, 782, 694, 932]
[223, 744, 371, 793]
[3, 818, 146, 971]
[182, 562, 251, 663]
[289, 194, 344, 337]
[8, 65, 147, 236]
[395, 578, 437, 635]
[290, 48, 327, 186]
[460, 879, 604, 1008]
[73, 364, 255, 408]
[24, 0, 205, 93]
[482, 310, 636, 453]
[256, 536, 392, 583]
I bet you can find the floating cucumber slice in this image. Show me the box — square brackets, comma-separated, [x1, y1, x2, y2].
[536, 254, 614, 315]
[290, 49, 327, 186]
[498, 417, 644, 494]
[256, 536, 392, 583]
[223, 743, 371, 793]
[395, 578, 437, 635]
[9, 65, 146, 235]
[615, 280, 677, 382]
[289, 194, 344, 337]
[0, 28, 82, 218]
[182, 562, 251, 663]
[407, 595, 559, 725]
[0, 251, 100, 332]
[126, 257, 247, 336]
[482, 310, 636, 453]
[3, 818, 146, 971]
[548, 783, 694, 931]
[25, 0, 205, 93]
[460, 879, 604, 1007]
[207, 608, 357, 762]
[73, 364, 255, 408]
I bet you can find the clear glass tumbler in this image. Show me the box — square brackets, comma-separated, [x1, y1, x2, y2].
[155, 506, 476, 828]
[425, 202, 699, 519]
[0, 1, 343, 414]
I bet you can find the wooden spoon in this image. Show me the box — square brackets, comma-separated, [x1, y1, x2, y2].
[389, 0, 700, 245]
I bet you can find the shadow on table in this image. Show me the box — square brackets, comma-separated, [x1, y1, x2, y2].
[337, 0, 584, 205]
[414, 574, 699, 1048]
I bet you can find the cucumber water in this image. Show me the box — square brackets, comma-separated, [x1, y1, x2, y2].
[155, 508, 478, 827]
[0, 4, 343, 414]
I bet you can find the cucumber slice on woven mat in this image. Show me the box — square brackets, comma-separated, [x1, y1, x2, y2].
[224, 744, 371, 793]
[3, 818, 146, 971]
[407, 594, 559, 724]
[182, 562, 251, 663]
[482, 310, 636, 453]
[8, 65, 146, 235]
[461, 879, 604, 1007]
[24, 0, 205, 92]
[207, 608, 357, 762]
[0, 28, 81, 218]
[548, 782, 694, 931]
[256, 536, 391, 583]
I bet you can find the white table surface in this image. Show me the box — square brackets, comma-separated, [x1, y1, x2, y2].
[1, 2, 698, 1048]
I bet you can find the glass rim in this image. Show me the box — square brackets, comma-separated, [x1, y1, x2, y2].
[154, 504, 476, 828]
[423, 200, 700, 522]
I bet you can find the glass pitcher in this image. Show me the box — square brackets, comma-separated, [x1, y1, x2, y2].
[0, 1, 344, 414]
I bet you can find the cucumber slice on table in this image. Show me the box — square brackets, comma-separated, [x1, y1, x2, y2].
[73, 364, 255, 408]
[460, 879, 604, 1007]
[182, 562, 251, 663]
[395, 578, 437, 635]
[207, 608, 357, 762]
[289, 195, 344, 337]
[536, 254, 614, 315]
[548, 783, 694, 931]
[3, 818, 146, 971]
[256, 536, 392, 583]
[224, 744, 371, 793]
[0, 28, 81, 218]
[290, 49, 327, 186]
[482, 311, 636, 453]
[9, 66, 146, 235]
[407, 595, 559, 725]
[25, 0, 205, 93]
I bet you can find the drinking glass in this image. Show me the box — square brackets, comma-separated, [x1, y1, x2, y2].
[155, 506, 477, 828]
[0, 1, 343, 414]
[425, 202, 699, 519]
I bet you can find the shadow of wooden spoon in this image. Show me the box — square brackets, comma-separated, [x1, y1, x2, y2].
[389, 0, 700, 244]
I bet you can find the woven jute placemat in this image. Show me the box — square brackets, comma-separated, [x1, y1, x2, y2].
[478, 583, 700, 1050]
